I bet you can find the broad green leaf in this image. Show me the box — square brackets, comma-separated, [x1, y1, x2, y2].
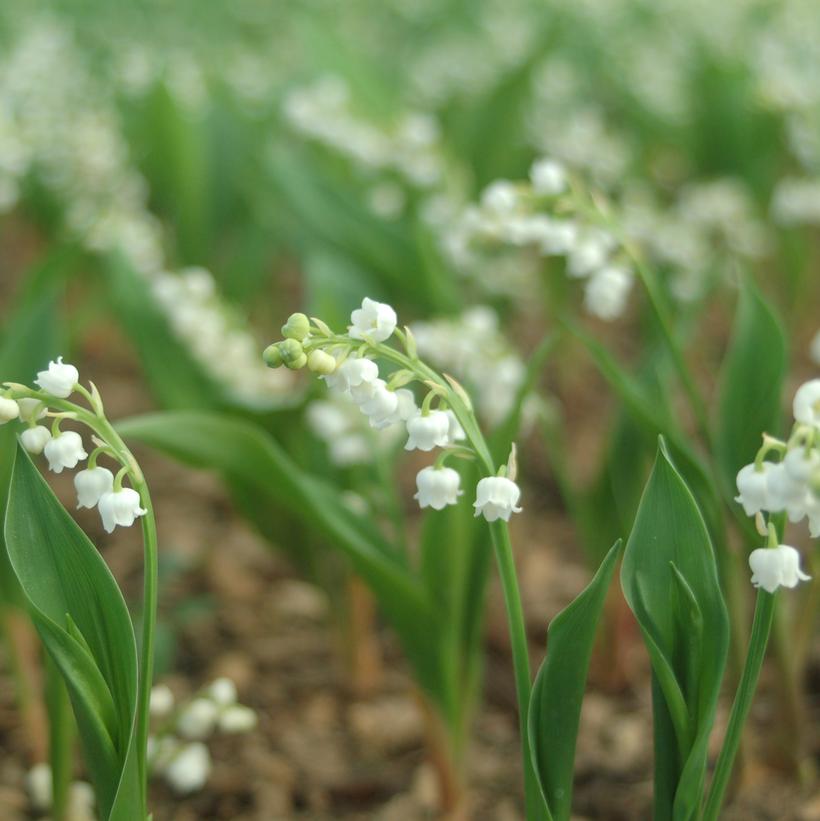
[715, 280, 787, 498]
[4, 446, 141, 820]
[116, 411, 447, 702]
[528, 540, 623, 821]
[621, 440, 729, 821]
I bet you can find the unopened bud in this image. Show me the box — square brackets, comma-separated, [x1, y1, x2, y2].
[263, 343, 284, 368]
[307, 350, 337, 375]
[282, 313, 311, 341]
[280, 339, 307, 370]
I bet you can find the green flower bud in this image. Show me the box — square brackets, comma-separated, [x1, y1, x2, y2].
[263, 343, 284, 368]
[307, 349, 337, 376]
[281, 312, 311, 341]
[286, 353, 308, 370]
[280, 338, 307, 369]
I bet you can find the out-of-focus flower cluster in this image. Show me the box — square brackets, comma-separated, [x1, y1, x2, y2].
[26, 763, 95, 821]
[0, 19, 291, 408]
[410, 306, 529, 427]
[148, 678, 257, 796]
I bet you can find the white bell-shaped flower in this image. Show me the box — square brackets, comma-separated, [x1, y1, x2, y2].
[0, 397, 20, 423]
[405, 410, 450, 451]
[735, 463, 775, 516]
[749, 545, 811, 593]
[414, 466, 463, 510]
[764, 462, 804, 518]
[163, 742, 211, 795]
[329, 357, 379, 394]
[473, 476, 523, 522]
[44, 431, 88, 474]
[16, 398, 47, 423]
[20, 425, 52, 455]
[783, 447, 820, 483]
[445, 410, 466, 443]
[584, 266, 633, 320]
[360, 381, 399, 428]
[176, 697, 219, 740]
[74, 467, 114, 510]
[35, 357, 79, 398]
[348, 297, 397, 342]
[98, 488, 147, 533]
[793, 379, 820, 427]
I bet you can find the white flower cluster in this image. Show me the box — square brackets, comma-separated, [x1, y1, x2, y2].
[265, 298, 524, 521]
[444, 158, 634, 321]
[410, 307, 528, 427]
[771, 177, 820, 226]
[26, 763, 95, 820]
[735, 379, 819, 592]
[3, 358, 147, 533]
[0, 19, 290, 408]
[148, 678, 257, 795]
[284, 76, 445, 194]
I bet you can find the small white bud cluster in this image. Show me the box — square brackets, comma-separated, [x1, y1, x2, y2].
[26, 763, 95, 820]
[4, 358, 147, 534]
[148, 678, 257, 795]
[444, 157, 634, 321]
[283, 76, 445, 193]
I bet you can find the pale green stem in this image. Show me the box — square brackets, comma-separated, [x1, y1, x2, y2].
[702, 588, 775, 821]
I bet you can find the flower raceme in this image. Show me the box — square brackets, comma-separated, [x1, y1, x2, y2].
[3, 358, 149, 534]
[263, 298, 524, 523]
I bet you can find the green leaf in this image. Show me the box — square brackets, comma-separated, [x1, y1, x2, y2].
[116, 411, 448, 702]
[4, 446, 141, 820]
[715, 280, 787, 497]
[621, 439, 729, 821]
[528, 540, 623, 821]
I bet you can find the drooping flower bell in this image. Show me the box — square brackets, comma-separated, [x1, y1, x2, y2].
[21, 425, 51, 455]
[35, 357, 79, 399]
[0, 397, 20, 423]
[328, 357, 379, 394]
[473, 476, 523, 522]
[163, 742, 211, 795]
[793, 379, 820, 428]
[43, 431, 88, 474]
[748, 544, 811, 593]
[405, 410, 450, 451]
[735, 462, 777, 516]
[74, 467, 114, 510]
[98, 488, 147, 533]
[414, 466, 463, 510]
[348, 297, 397, 342]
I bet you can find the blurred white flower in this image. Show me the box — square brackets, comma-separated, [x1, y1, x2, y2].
[150, 684, 175, 718]
[735, 463, 777, 516]
[793, 379, 820, 427]
[208, 677, 237, 707]
[163, 742, 211, 795]
[584, 266, 633, 320]
[530, 158, 566, 196]
[177, 697, 219, 740]
[218, 705, 258, 734]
